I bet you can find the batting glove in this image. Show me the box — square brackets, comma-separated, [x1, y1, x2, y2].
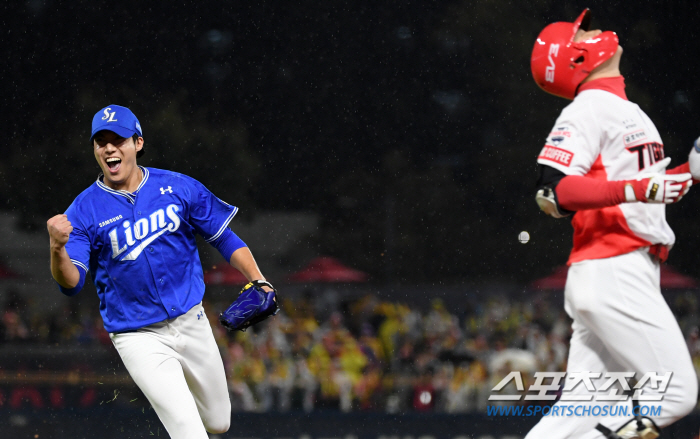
[625, 171, 692, 204]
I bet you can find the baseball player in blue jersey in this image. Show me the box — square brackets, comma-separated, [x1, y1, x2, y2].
[47, 104, 273, 438]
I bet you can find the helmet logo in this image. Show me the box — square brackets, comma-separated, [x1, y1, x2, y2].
[545, 44, 559, 83]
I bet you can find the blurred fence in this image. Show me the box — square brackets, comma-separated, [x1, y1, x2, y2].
[1, 346, 699, 438]
[1, 409, 699, 439]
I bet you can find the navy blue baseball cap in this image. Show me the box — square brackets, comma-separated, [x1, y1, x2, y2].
[91, 105, 144, 157]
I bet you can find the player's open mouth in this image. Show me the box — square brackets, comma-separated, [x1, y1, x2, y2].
[106, 157, 122, 173]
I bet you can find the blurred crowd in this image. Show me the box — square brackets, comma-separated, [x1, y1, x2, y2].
[2, 288, 700, 413]
[215, 290, 571, 413]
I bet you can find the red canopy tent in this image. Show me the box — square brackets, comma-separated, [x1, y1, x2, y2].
[203, 264, 248, 285]
[658, 265, 699, 289]
[529, 266, 569, 290]
[529, 264, 698, 290]
[287, 256, 369, 283]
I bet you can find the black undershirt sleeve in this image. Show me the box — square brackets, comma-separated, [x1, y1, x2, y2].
[536, 164, 575, 216]
[536, 164, 567, 189]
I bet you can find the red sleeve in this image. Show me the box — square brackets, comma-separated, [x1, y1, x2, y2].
[555, 176, 628, 211]
[665, 162, 700, 184]
[666, 162, 689, 175]
[666, 162, 700, 185]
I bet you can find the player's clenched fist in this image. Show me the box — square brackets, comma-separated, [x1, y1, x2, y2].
[47, 214, 73, 247]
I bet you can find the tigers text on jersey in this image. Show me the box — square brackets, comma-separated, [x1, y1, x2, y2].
[62, 167, 238, 333]
[537, 82, 674, 264]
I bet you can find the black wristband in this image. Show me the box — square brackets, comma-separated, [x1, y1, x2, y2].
[249, 279, 275, 291]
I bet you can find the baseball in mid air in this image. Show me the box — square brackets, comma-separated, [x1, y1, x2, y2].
[518, 231, 530, 244]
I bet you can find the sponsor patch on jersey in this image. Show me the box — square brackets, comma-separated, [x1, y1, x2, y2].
[539, 145, 574, 167]
[548, 128, 572, 138]
[623, 130, 647, 146]
[548, 129, 571, 143]
[99, 215, 123, 228]
[549, 136, 565, 146]
[546, 127, 572, 146]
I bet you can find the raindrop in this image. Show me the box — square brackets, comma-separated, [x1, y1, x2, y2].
[396, 26, 412, 40]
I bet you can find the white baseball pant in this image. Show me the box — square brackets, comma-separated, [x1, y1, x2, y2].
[110, 302, 231, 439]
[525, 249, 697, 439]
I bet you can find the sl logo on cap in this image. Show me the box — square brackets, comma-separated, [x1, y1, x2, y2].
[102, 108, 118, 122]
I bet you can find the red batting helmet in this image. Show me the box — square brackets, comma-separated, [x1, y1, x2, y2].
[531, 9, 619, 100]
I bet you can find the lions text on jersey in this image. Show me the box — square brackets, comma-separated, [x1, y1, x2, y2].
[62, 167, 238, 332]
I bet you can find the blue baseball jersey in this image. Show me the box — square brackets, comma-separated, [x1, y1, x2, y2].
[62, 167, 239, 333]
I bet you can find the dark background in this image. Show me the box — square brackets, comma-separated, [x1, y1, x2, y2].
[4, 0, 700, 285]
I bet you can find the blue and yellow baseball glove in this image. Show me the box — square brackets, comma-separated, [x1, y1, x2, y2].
[219, 280, 279, 331]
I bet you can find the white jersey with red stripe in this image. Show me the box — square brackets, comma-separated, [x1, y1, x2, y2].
[536, 85, 674, 264]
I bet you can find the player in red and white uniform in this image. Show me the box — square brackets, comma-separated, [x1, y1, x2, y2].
[527, 9, 697, 439]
